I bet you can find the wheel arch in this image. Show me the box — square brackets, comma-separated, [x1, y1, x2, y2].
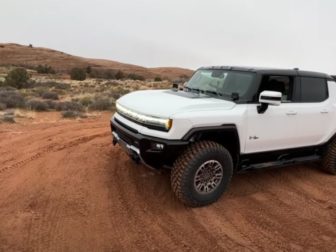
[182, 125, 240, 169]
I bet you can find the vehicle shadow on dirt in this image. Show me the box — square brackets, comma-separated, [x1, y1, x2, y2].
[103, 150, 325, 210]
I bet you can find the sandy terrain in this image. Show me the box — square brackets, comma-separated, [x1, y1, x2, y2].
[0, 113, 335, 251]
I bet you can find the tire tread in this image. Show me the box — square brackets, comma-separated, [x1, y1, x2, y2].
[171, 141, 233, 207]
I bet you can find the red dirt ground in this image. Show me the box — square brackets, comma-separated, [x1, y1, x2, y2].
[0, 113, 335, 251]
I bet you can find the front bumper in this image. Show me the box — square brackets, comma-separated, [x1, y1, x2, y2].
[111, 117, 189, 169]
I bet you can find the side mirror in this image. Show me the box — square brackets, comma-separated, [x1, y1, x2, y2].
[257, 90, 282, 114]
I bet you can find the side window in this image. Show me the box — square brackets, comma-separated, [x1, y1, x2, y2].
[258, 75, 295, 102]
[300, 77, 328, 102]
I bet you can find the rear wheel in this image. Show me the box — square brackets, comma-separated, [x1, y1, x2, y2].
[322, 139, 336, 175]
[171, 141, 233, 207]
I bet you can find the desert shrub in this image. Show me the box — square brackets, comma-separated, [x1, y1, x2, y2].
[0, 45, 4, 48]
[127, 73, 145, 81]
[0, 103, 6, 110]
[26, 99, 49, 111]
[4, 68, 30, 89]
[28, 87, 48, 97]
[88, 97, 114, 111]
[36, 65, 56, 74]
[70, 68, 86, 81]
[0, 86, 17, 92]
[28, 44, 33, 48]
[86, 66, 92, 74]
[79, 96, 92, 106]
[115, 70, 124, 80]
[89, 69, 117, 80]
[154, 76, 162, 82]
[0, 89, 25, 108]
[56, 101, 84, 112]
[103, 70, 116, 80]
[41, 91, 59, 100]
[61, 110, 83, 118]
[88, 69, 99, 79]
[45, 100, 57, 110]
[0, 111, 15, 123]
[45, 81, 70, 90]
[111, 87, 129, 99]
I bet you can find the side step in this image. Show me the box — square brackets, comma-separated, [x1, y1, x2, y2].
[240, 154, 321, 171]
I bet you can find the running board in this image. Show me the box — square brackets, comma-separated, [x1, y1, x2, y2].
[240, 154, 321, 171]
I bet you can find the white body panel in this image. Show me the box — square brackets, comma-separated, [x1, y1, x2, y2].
[114, 81, 336, 154]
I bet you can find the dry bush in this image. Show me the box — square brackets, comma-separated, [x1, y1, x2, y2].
[0, 88, 26, 108]
[70, 68, 86, 81]
[56, 101, 84, 112]
[88, 96, 114, 111]
[127, 73, 145, 81]
[41, 91, 59, 100]
[61, 110, 85, 118]
[0, 103, 6, 110]
[79, 96, 93, 106]
[0, 110, 16, 123]
[36, 65, 56, 74]
[111, 86, 129, 99]
[26, 99, 49, 111]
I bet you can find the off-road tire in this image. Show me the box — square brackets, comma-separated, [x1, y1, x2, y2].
[322, 139, 336, 175]
[171, 141, 233, 207]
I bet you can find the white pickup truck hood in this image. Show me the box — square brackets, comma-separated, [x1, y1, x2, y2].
[117, 89, 235, 118]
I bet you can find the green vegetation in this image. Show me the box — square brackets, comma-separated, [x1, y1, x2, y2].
[115, 70, 124, 80]
[154, 76, 162, 82]
[36, 65, 56, 74]
[0, 66, 170, 117]
[4, 68, 30, 89]
[127, 73, 145, 81]
[70, 68, 86, 81]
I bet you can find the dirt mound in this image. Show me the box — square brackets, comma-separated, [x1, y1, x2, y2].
[0, 113, 335, 251]
[0, 43, 193, 80]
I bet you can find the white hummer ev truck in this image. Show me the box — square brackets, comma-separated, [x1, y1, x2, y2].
[111, 66, 336, 207]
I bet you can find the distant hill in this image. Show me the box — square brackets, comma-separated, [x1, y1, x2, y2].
[0, 43, 193, 80]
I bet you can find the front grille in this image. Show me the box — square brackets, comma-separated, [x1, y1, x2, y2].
[113, 122, 139, 147]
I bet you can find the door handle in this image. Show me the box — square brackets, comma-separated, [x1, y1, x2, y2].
[286, 111, 297, 116]
[320, 110, 329, 114]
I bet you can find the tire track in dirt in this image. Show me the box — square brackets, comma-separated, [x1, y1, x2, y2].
[0, 113, 335, 251]
[0, 132, 109, 176]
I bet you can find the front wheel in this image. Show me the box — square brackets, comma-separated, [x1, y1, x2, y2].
[171, 141, 233, 207]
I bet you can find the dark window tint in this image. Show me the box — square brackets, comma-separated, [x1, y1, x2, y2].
[300, 77, 328, 102]
[258, 75, 294, 102]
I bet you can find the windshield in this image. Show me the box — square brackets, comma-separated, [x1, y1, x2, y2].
[186, 69, 256, 101]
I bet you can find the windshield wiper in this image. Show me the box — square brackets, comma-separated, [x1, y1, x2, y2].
[204, 90, 224, 97]
[185, 87, 202, 94]
[186, 87, 236, 100]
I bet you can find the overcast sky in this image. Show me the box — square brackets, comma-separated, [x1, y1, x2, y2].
[1, 0, 335, 73]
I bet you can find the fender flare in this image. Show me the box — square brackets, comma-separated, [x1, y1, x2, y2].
[182, 124, 240, 154]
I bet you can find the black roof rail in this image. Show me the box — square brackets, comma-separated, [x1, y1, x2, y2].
[332, 75, 336, 80]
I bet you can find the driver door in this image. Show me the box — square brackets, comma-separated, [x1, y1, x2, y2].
[244, 75, 300, 153]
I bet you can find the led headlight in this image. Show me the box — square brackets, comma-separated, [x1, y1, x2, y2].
[116, 103, 173, 131]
